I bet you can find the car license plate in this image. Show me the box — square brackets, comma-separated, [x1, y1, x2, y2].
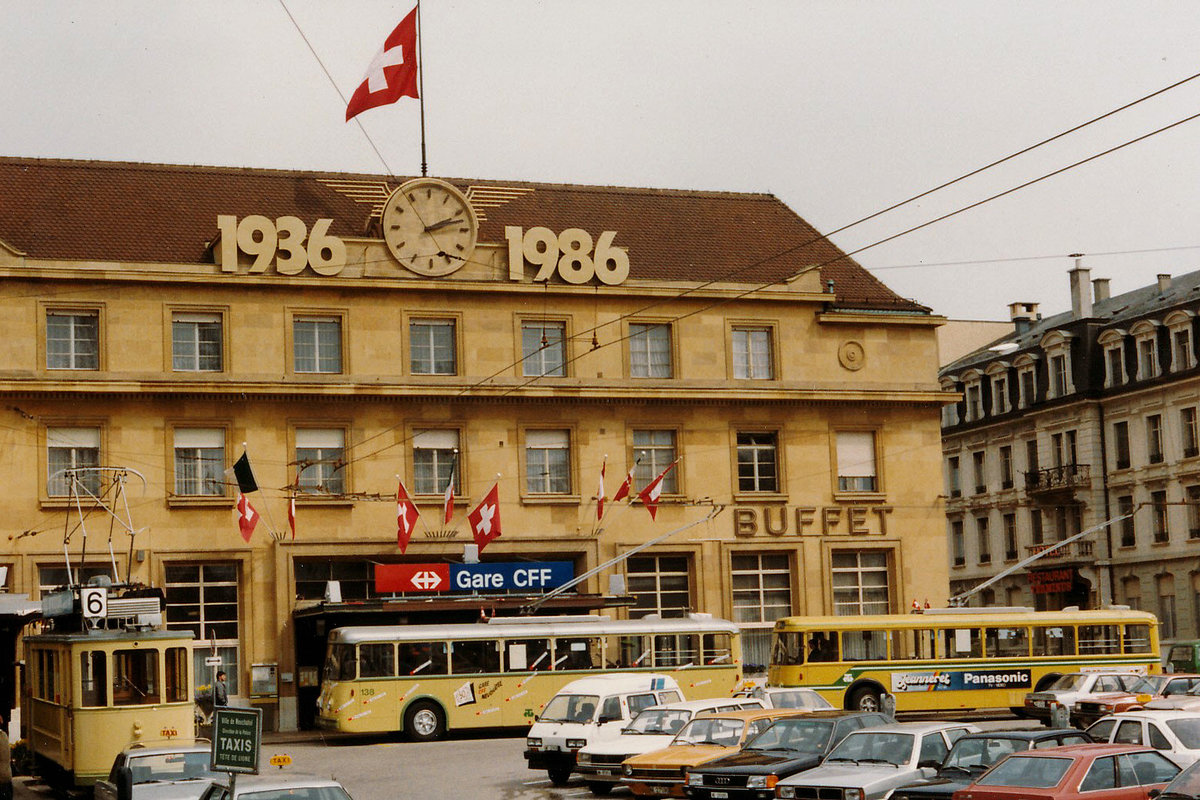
[651, 787, 670, 796]
[1034, 700, 1046, 708]
[713, 793, 729, 799]
[598, 770, 613, 776]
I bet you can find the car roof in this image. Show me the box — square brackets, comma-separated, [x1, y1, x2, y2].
[122, 740, 212, 756]
[698, 708, 811, 722]
[1010, 743, 1155, 758]
[643, 698, 752, 712]
[209, 774, 347, 793]
[854, 721, 975, 734]
[1098, 710, 1200, 721]
[956, 729, 1081, 741]
[771, 710, 879, 720]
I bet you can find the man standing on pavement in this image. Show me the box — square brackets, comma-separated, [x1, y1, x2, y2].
[214, 671, 228, 708]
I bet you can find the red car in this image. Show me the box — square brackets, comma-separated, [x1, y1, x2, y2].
[952, 743, 1179, 800]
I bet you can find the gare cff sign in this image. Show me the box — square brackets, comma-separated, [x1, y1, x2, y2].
[374, 562, 573, 594]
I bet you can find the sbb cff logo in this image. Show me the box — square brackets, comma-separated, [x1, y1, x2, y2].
[375, 564, 450, 594]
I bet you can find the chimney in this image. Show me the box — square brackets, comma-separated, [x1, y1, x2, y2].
[1092, 278, 1111, 303]
[1069, 255, 1092, 319]
[1009, 301, 1038, 335]
[1158, 273, 1172, 293]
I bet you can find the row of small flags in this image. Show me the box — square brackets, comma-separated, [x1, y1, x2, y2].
[228, 452, 677, 552]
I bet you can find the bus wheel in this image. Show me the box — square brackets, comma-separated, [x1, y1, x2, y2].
[849, 686, 882, 712]
[404, 701, 446, 742]
[548, 766, 572, 786]
[586, 781, 614, 795]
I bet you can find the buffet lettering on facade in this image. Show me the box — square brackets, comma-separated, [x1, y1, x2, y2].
[733, 505, 894, 537]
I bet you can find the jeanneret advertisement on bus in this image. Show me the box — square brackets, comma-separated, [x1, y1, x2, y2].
[890, 669, 1033, 692]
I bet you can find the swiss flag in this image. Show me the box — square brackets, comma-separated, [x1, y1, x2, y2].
[468, 483, 502, 553]
[637, 460, 678, 520]
[236, 492, 259, 542]
[397, 478, 420, 553]
[287, 495, 296, 540]
[345, 7, 419, 121]
[612, 462, 636, 503]
[596, 458, 607, 521]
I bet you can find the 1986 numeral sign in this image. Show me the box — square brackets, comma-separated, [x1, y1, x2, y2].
[505, 226, 629, 285]
[217, 215, 347, 275]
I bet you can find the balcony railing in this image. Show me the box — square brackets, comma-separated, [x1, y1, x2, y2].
[1025, 540, 1094, 560]
[1024, 464, 1091, 495]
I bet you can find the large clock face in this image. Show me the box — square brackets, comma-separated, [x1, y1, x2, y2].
[381, 178, 478, 277]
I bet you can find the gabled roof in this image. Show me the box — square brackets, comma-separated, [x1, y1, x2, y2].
[0, 157, 927, 313]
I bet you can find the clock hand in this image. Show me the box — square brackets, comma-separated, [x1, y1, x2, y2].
[424, 217, 464, 232]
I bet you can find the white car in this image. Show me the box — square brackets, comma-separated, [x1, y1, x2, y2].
[575, 696, 763, 793]
[198, 774, 353, 800]
[1085, 710, 1200, 767]
[775, 721, 979, 800]
[734, 686, 835, 710]
[1022, 672, 1142, 723]
[95, 741, 222, 800]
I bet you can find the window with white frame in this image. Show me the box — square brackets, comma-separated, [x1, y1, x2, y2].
[1017, 363, 1037, 408]
[732, 326, 774, 379]
[633, 430, 677, 493]
[409, 318, 456, 375]
[173, 428, 225, 496]
[295, 428, 345, 494]
[940, 380, 959, 427]
[525, 429, 570, 494]
[736, 432, 778, 493]
[1168, 315, 1194, 372]
[164, 563, 240, 696]
[627, 555, 690, 618]
[836, 431, 877, 492]
[964, 379, 983, 420]
[1147, 415, 1164, 464]
[1099, 329, 1127, 387]
[172, 311, 223, 372]
[1182, 407, 1199, 459]
[730, 553, 791, 623]
[629, 322, 672, 378]
[47, 310, 99, 370]
[520, 320, 566, 377]
[990, 370, 1010, 414]
[831, 551, 890, 615]
[293, 315, 342, 374]
[1050, 353, 1069, 397]
[412, 429, 459, 495]
[1134, 323, 1160, 380]
[47, 426, 101, 496]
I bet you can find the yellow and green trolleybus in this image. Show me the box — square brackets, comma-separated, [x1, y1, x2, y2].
[316, 613, 743, 740]
[25, 599, 196, 788]
[768, 607, 1161, 714]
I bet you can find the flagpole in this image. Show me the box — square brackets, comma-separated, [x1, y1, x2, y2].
[415, 0, 428, 177]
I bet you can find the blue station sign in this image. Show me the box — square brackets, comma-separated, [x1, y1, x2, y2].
[450, 562, 574, 592]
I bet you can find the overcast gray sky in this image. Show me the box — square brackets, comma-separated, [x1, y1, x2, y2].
[3, 0, 1198, 320]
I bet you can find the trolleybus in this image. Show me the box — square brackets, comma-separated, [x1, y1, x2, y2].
[768, 607, 1160, 714]
[316, 613, 742, 740]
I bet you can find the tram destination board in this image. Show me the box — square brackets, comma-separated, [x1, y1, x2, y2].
[211, 707, 262, 774]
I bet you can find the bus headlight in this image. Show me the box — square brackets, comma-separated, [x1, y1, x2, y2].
[526, 737, 542, 749]
[567, 739, 587, 749]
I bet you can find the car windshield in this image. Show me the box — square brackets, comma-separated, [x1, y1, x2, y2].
[1048, 674, 1089, 692]
[1129, 676, 1170, 694]
[625, 709, 690, 735]
[539, 694, 600, 723]
[744, 719, 833, 753]
[129, 752, 221, 784]
[1162, 760, 1200, 798]
[672, 717, 745, 746]
[769, 690, 835, 710]
[942, 737, 1023, 772]
[1167, 719, 1200, 748]
[826, 731, 914, 766]
[975, 755, 1072, 788]
[240, 788, 353, 800]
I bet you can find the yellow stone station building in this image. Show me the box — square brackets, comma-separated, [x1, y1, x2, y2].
[0, 157, 947, 729]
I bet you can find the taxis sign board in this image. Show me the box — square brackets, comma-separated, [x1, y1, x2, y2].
[211, 707, 262, 774]
[375, 562, 573, 594]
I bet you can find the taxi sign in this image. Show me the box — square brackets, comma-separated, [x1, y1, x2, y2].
[160, 727, 180, 739]
[268, 754, 292, 768]
[211, 707, 262, 774]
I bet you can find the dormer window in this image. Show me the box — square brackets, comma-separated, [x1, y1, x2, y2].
[1050, 354, 1069, 397]
[940, 378, 959, 427]
[965, 382, 983, 421]
[1131, 321, 1161, 380]
[987, 364, 1011, 415]
[1098, 329, 1126, 387]
[1014, 354, 1039, 409]
[1166, 311, 1195, 372]
[1040, 332, 1074, 399]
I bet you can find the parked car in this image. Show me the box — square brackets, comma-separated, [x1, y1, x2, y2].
[1072, 674, 1200, 727]
[774, 721, 979, 800]
[1166, 641, 1200, 674]
[1023, 672, 1143, 724]
[891, 729, 1093, 800]
[1152, 754, 1200, 800]
[197, 774, 354, 800]
[577, 696, 764, 794]
[95, 740, 221, 800]
[525, 673, 684, 786]
[950, 743, 1179, 800]
[621, 708, 810, 798]
[730, 687, 835, 711]
[684, 710, 892, 800]
[1085, 710, 1200, 767]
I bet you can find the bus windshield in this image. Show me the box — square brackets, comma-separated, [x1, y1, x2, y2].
[324, 644, 355, 682]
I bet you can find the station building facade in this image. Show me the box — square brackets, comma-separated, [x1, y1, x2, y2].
[0, 157, 947, 729]
[940, 264, 1200, 622]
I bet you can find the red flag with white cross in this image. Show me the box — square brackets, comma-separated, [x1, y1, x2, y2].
[345, 7, 419, 121]
[468, 482, 501, 553]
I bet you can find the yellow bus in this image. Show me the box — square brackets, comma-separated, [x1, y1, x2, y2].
[316, 613, 743, 740]
[768, 607, 1160, 714]
[25, 608, 195, 788]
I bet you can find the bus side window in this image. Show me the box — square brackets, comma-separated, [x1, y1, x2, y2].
[611, 635, 651, 669]
[1080, 625, 1120, 655]
[804, 631, 839, 662]
[505, 638, 551, 672]
[359, 643, 396, 678]
[80, 650, 107, 707]
[113, 648, 161, 705]
[654, 634, 698, 668]
[398, 642, 444, 675]
[703, 633, 733, 665]
[841, 630, 887, 661]
[942, 628, 982, 658]
[165, 646, 190, 702]
[554, 638, 599, 670]
[895, 629, 937, 660]
[1122, 625, 1152, 654]
[772, 632, 802, 665]
[985, 627, 1030, 658]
